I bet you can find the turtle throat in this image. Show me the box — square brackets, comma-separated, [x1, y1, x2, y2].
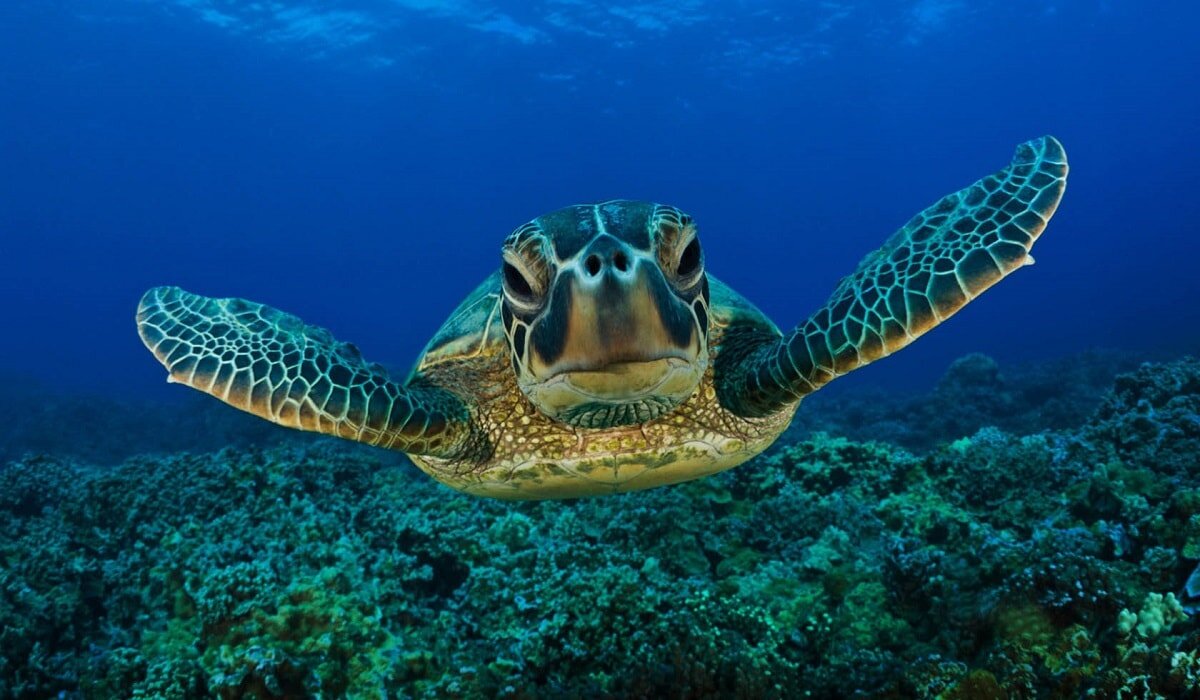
[558, 397, 680, 429]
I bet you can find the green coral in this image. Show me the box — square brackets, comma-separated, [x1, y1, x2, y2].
[1117, 592, 1188, 640]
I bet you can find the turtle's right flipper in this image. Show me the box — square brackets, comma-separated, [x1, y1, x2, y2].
[136, 286, 475, 459]
[717, 136, 1068, 417]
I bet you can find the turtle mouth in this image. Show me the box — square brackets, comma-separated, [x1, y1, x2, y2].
[557, 357, 692, 400]
[527, 355, 705, 428]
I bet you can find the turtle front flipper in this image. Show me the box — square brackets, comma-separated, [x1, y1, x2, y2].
[716, 136, 1068, 417]
[137, 286, 479, 459]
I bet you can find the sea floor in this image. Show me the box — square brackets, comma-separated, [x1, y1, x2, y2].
[3, 350, 1200, 698]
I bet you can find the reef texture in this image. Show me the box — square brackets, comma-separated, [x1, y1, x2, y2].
[2, 353, 1199, 698]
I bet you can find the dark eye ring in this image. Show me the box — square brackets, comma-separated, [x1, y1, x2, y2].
[676, 238, 702, 278]
[503, 262, 537, 302]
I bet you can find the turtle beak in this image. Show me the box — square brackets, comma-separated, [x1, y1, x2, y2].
[525, 235, 702, 405]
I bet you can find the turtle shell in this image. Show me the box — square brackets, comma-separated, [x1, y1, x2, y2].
[409, 271, 506, 379]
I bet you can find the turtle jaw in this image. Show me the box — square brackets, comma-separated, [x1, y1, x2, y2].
[526, 356, 705, 428]
[561, 357, 693, 395]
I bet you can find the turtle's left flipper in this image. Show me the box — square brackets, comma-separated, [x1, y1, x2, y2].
[136, 286, 479, 459]
[717, 136, 1068, 417]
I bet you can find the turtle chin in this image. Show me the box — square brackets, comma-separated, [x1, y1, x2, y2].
[525, 357, 704, 429]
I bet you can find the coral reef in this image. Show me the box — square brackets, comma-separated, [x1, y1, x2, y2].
[2, 352, 1199, 698]
[789, 349, 1144, 451]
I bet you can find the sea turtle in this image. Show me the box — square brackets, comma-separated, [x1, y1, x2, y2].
[137, 136, 1067, 499]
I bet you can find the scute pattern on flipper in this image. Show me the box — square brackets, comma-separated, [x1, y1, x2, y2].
[720, 136, 1068, 417]
[137, 286, 479, 459]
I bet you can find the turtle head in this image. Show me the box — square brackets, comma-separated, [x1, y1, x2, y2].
[499, 201, 710, 428]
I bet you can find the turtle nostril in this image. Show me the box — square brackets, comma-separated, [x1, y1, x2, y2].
[613, 251, 629, 272]
[585, 254, 602, 277]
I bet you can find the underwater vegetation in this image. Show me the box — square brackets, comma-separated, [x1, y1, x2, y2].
[2, 351, 1200, 698]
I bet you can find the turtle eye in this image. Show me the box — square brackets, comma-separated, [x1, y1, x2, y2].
[676, 238, 703, 279]
[503, 261, 538, 305]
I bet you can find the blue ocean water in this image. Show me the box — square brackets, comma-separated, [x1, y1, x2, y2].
[2, 1, 1196, 399]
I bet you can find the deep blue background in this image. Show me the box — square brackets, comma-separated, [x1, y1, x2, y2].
[2, 1, 1197, 399]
